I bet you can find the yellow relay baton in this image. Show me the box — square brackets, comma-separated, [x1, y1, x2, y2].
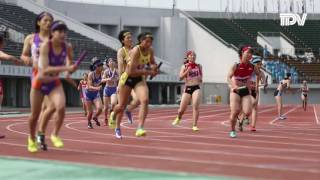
[119, 72, 129, 86]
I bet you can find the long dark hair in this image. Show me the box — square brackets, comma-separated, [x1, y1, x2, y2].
[118, 30, 131, 47]
[35, 11, 53, 33]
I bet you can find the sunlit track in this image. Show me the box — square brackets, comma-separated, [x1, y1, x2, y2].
[1, 105, 320, 180]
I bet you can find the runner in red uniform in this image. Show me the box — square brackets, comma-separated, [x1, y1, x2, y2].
[227, 45, 260, 138]
[172, 50, 202, 131]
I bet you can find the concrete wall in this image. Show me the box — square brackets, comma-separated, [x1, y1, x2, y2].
[42, 0, 241, 82]
[260, 84, 320, 104]
[184, 15, 238, 83]
[42, 0, 175, 68]
[257, 35, 274, 55]
[202, 83, 230, 104]
[257, 33, 295, 56]
[0, 77, 82, 107]
[279, 35, 295, 56]
[44, 0, 166, 44]
[201, 83, 320, 105]
[160, 17, 187, 75]
[44, 0, 172, 25]
[0, 76, 182, 107]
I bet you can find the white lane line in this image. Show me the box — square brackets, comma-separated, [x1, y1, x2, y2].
[7, 120, 317, 154]
[1, 141, 320, 174]
[313, 105, 320, 125]
[220, 106, 276, 127]
[269, 106, 299, 125]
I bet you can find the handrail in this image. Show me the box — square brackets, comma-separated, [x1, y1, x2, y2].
[15, 0, 175, 74]
[257, 32, 274, 47]
[259, 31, 295, 46]
[16, 0, 121, 50]
[230, 44, 238, 50]
[280, 32, 295, 45]
[0, 17, 25, 33]
[178, 9, 238, 51]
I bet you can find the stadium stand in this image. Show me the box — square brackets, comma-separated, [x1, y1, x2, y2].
[195, 17, 320, 83]
[0, 1, 116, 68]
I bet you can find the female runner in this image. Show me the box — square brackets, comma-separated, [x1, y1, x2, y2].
[27, 20, 77, 152]
[102, 58, 119, 126]
[112, 32, 159, 138]
[78, 73, 88, 116]
[172, 50, 202, 131]
[227, 45, 259, 138]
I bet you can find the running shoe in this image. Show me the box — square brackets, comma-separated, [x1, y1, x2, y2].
[278, 116, 287, 120]
[108, 112, 116, 129]
[37, 132, 48, 151]
[93, 117, 101, 126]
[192, 126, 200, 132]
[125, 110, 133, 124]
[229, 131, 237, 138]
[172, 116, 181, 126]
[135, 128, 147, 137]
[0, 134, 5, 139]
[88, 121, 93, 129]
[50, 135, 64, 148]
[250, 126, 256, 132]
[115, 128, 122, 139]
[27, 137, 38, 153]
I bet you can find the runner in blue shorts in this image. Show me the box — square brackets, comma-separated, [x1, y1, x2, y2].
[102, 58, 119, 126]
[85, 59, 104, 129]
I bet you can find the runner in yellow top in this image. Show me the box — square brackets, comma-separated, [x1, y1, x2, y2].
[108, 30, 139, 128]
[112, 32, 159, 139]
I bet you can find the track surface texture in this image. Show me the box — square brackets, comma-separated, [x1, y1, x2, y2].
[1, 104, 320, 180]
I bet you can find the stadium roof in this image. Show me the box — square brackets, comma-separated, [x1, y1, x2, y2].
[57, 0, 320, 14]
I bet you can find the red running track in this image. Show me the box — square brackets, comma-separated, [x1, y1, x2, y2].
[0, 104, 320, 179]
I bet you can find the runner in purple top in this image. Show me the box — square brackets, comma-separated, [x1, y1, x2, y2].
[27, 20, 77, 153]
[20, 11, 57, 152]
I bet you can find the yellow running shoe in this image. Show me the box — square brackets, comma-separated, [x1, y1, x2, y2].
[27, 137, 38, 153]
[50, 135, 64, 148]
[192, 126, 200, 132]
[135, 128, 147, 137]
[172, 116, 181, 126]
[108, 112, 116, 129]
